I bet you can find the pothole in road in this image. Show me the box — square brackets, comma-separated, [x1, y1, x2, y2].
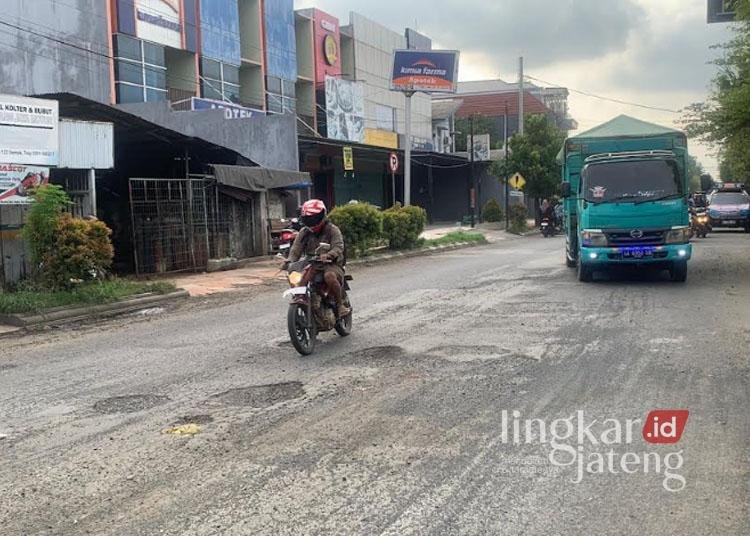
[426, 344, 534, 362]
[172, 414, 214, 425]
[93, 394, 170, 415]
[211, 382, 305, 408]
[348, 346, 407, 360]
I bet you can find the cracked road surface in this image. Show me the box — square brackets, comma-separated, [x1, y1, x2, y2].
[1, 232, 748, 535]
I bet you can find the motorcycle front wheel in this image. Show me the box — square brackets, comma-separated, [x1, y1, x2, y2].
[288, 303, 316, 355]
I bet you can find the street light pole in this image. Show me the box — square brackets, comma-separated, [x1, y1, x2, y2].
[404, 91, 414, 206]
[504, 104, 509, 230]
[470, 115, 475, 228]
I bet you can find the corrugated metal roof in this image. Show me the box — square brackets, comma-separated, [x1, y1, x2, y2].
[569, 115, 684, 140]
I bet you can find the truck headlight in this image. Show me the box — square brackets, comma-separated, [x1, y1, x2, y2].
[665, 226, 690, 244]
[582, 230, 607, 247]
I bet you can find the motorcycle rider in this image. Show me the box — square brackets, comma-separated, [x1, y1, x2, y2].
[287, 199, 350, 318]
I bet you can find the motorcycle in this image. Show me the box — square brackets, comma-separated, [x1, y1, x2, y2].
[276, 217, 302, 258]
[691, 208, 711, 239]
[283, 243, 353, 355]
[541, 215, 554, 238]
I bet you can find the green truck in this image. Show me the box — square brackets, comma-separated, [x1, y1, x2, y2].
[559, 115, 692, 282]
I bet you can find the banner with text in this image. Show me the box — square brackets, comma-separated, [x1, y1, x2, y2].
[0, 94, 59, 166]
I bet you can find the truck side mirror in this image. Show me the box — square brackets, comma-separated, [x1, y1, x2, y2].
[561, 182, 572, 198]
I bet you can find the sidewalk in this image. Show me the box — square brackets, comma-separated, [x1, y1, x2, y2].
[170, 224, 508, 297]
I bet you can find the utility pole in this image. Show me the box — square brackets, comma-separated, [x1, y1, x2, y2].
[504, 104, 509, 230]
[404, 92, 414, 205]
[469, 115, 476, 228]
[518, 56, 524, 135]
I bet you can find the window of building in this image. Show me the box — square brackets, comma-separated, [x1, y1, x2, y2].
[266, 76, 296, 114]
[114, 34, 167, 104]
[201, 58, 241, 104]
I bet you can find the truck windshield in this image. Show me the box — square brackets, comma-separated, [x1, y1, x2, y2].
[582, 159, 681, 203]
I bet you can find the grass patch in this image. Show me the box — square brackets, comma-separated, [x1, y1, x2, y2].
[0, 279, 177, 315]
[423, 230, 488, 247]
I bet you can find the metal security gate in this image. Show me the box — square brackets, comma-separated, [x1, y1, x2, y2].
[128, 177, 234, 275]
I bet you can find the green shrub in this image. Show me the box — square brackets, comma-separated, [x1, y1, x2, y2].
[328, 202, 383, 257]
[40, 214, 114, 289]
[482, 198, 503, 222]
[508, 203, 529, 233]
[382, 203, 427, 249]
[21, 184, 71, 268]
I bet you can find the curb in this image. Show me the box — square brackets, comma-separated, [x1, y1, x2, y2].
[349, 240, 485, 266]
[0, 290, 190, 329]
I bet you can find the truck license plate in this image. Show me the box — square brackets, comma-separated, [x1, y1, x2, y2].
[621, 247, 654, 258]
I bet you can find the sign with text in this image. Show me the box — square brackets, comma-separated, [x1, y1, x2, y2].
[343, 146, 354, 171]
[391, 49, 460, 94]
[136, 0, 182, 49]
[0, 164, 49, 204]
[364, 129, 398, 149]
[0, 95, 59, 166]
[468, 134, 491, 161]
[191, 97, 261, 119]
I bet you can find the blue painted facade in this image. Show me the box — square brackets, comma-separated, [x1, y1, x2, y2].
[199, 0, 241, 65]
[263, 0, 297, 81]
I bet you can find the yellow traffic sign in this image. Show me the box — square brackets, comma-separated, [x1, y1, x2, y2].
[509, 172, 526, 190]
[343, 146, 354, 171]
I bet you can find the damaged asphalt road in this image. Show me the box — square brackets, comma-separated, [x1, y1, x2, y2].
[1, 232, 748, 535]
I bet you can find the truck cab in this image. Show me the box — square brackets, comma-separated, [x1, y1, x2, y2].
[559, 116, 692, 282]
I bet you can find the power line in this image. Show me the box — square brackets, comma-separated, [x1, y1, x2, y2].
[524, 74, 680, 114]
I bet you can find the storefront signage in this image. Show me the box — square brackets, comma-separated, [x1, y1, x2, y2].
[0, 94, 59, 166]
[343, 146, 354, 171]
[0, 164, 49, 204]
[364, 129, 398, 149]
[391, 49, 460, 94]
[191, 97, 261, 119]
[135, 0, 182, 49]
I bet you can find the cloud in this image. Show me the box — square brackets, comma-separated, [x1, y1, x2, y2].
[296, 0, 646, 71]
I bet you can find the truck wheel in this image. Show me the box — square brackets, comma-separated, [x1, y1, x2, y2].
[670, 261, 688, 283]
[565, 248, 577, 268]
[577, 260, 592, 282]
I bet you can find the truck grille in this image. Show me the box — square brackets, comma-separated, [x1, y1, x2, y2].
[605, 229, 666, 246]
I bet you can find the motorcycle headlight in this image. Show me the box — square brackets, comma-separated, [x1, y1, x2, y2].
[582, 230, 607, 247]
[288, 271, 303, 287]
[665, 226, 690, 244]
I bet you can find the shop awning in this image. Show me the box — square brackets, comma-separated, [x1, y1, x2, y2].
[210, 164, 311, 191]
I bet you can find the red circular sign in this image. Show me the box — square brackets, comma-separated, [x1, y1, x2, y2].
[389, 152, 399, 173]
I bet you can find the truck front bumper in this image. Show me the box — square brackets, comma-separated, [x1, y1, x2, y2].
[580, 243, 692, 264]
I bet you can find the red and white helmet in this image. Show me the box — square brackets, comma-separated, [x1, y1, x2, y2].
[300, 199, 327, 231]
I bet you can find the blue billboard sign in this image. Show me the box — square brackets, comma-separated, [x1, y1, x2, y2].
[264, 0, 298, 81]
[200, 0, 241, 65]
[391, 49, 460, 94]
[191, 98, 262, 119]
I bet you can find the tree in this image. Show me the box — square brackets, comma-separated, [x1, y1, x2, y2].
[454, 115, 503, 151]
[683, 0, 750, 181]
[687, 154, 705, 192]
[497, 114, 566, 201]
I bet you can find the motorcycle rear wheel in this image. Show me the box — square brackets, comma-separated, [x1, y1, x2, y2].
[288, 303, 316, 355]
[334, 297, 353, 337]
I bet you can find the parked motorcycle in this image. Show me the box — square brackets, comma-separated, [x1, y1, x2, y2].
[277, 217, 302, 258]
[541, 215, 554, 237]
[691, 208, 711, 239]
[283, 243, 353, 355]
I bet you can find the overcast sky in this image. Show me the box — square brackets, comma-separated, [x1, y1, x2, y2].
[295, 0, 734, 175]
